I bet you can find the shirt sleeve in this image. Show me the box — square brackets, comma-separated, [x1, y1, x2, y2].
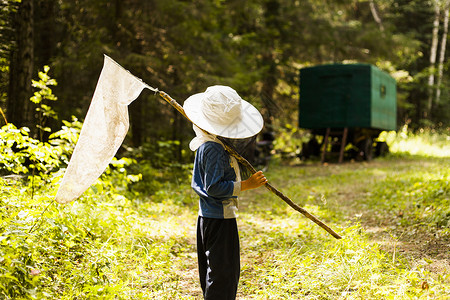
[202, 143, 236, 198]
[233, 181, 241, 196]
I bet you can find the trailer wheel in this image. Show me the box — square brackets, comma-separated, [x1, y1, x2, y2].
[299, 137, 320, 160]
[375, 141, 389, 157]
[358, 138, 373, 161]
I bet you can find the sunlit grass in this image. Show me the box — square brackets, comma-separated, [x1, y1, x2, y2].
[235, 153, 450, 299]
[1, 129, 450, 299]
[381, 125, 450, 158]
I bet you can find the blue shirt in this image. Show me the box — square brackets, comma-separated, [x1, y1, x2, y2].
[192, 141, 241, 219]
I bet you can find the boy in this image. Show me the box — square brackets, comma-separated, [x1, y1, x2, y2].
[183, 85, 267, 299]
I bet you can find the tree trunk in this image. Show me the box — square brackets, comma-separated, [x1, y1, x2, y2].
[260, 53, 278, 127]
[260, 0, 280, 128]
[369, 0, 384, 31]
[171, 107, 182, 161]
[7, 0, 34, 128]
[436, 0, 449, 105]
[427, 0, 440, 115]
[34, 0, 56, 67]
[113, 0, 123, 42]
[129, 97, 144, 147]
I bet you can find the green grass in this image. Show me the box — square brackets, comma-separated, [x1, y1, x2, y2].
[1, 130, 449, 299]
[380, 126, 450, 158]
[239, 155, 449, 299]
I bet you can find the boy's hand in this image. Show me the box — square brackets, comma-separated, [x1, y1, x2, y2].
[241, 171, 267, 192]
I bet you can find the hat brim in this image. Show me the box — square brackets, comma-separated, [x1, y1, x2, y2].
[183, 92, 264, 139]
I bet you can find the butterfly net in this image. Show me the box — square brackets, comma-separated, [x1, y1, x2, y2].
[55, 56, 147, 203]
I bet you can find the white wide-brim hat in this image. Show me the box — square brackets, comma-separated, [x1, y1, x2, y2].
[183, 85, 264, 139]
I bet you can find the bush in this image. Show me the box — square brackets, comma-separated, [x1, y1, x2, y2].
[0, 117, 82, 177]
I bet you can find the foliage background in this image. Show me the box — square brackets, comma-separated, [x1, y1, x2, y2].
[1, 0, 450, 151]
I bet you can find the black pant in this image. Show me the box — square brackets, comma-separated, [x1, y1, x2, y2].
[197, 216, 240, 300]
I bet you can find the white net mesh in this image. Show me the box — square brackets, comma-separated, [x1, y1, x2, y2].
[55, 55, 147, 203]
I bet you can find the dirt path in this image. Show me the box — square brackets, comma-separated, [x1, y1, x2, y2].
[360, 213, 450, 275]
[325, 159, 450, 276]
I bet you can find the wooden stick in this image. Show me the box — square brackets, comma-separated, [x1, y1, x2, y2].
[158, 91, 342, 239]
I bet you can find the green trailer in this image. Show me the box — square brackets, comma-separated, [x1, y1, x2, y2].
[299, 63, 397, 162]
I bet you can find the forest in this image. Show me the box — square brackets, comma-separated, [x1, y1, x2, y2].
[0, 0, 449, 299]
[1, 0, 450, 141]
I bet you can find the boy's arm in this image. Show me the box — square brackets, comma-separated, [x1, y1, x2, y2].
[202, 143, 266, 196]
[202, 143, 237, 198]
[241, 171, 267, 192]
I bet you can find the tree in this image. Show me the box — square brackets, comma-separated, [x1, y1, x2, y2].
[2, 0, 448, 143]
[7, 0, 34, 129]
[0, 0, 19, 122]
[427, 0, 440, 115]
[436, 0, 449, 105]
[387, 0, 446, 127]
[369, 0, 384, 31]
